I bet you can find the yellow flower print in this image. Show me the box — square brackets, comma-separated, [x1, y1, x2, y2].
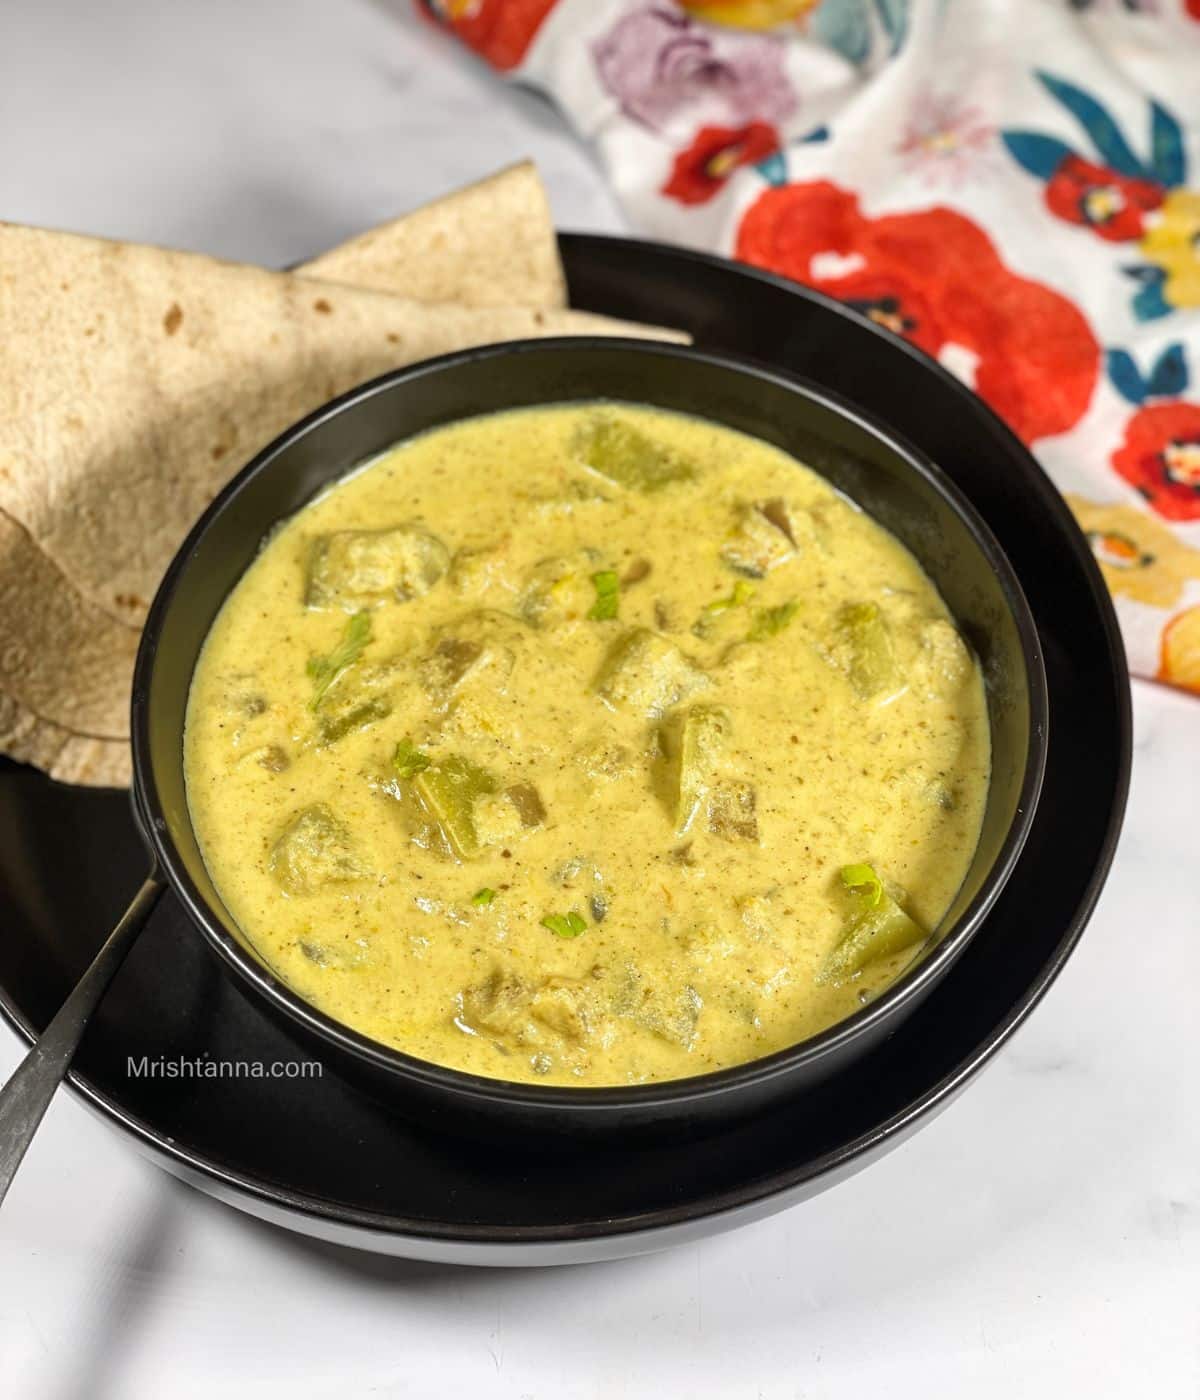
[678, 0, 820, 29]
[1067, 495, 1200, 608]
[1139, 189, 1200, 312]
[1159, 606, 1200, 694]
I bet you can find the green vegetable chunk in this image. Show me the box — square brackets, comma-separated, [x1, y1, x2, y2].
[576, 416, 696, 493]
[913, 618, 972, 697]
[587, 569, 621, 621]
[420, 610, 528, 696]
[613, 962, 703, 1047]
[317, 697, 391, 746]
[305, 525, 450, 611]
[472, 887, 498, 907]
[307, 612, 372, 711]
[410, 755, 500, 861]
[541, 911, 587, 939]
[393, 739, 432, 780]
[746, 599, 800, 642]
[693, 581, 755, 639]
[269, 804, 365, 896]
[311, 656, 399, 744]
[663, 704, 732, 834]
[425, 636, 484, 687]
[840, 863, 883, 905]
[706, 581, 755, 616]
[460, 968, 602, 1051]
[594, 628, 710, 718]
[817, 863, 925, 985]
[824, 601, 901, 700]
[519, 550, 603, 626]
[721, 499, 799, 578]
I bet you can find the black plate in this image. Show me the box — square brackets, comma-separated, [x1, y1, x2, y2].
[0, 236, 1129, 1264]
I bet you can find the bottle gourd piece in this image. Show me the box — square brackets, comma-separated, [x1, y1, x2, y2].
[314, 660, 401, 747]
[519, 549, 605, 626]
[721, 498, 799, 578]
[460, 968, 605, 1054]
[823, 601, 904, 701]
[661, 704, 733, 834]
[612, 961, 704, 1049]
[817, 864, 926, 985]
[575, 415, 696, 493]
[269, 805, 365, 896]
[405, 754, 500, 861]
[594, 628, 710, 718]
[306, 525, 450, 611]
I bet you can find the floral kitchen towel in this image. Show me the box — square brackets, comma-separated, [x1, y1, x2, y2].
[420, 0, 1200, 692]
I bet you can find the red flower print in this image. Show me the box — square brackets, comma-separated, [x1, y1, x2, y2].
[416, 0, 559, 71]
[1111, 402, 1200, 522]
[1043, 155, 1164, 243]
[663, 123, 780, 206]
[735, 180, 1100, 444]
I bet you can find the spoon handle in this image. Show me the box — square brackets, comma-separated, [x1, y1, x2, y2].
[0, 870, 166, 1208]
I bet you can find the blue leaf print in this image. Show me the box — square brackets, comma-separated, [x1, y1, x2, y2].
[1123, 265, 1173, 323]
[1035, 71, 1148, 179]
[812, 0, 870, 65]
[1001, 130, 1076, 179]
[873, 0, 909, 53]
[1149, 101, 1186, 188]
[811, 0, 909, 65]
[755, 151, 789, 187]
[1147, 343, 1189, 398]
[1106, 349, 1148, 406]
[1105, 342, 1189, 402]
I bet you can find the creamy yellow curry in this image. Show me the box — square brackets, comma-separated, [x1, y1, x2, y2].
[185, 403, 990, 1086]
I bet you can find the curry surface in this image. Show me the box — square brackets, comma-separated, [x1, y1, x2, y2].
[185, 403, 990, 1086]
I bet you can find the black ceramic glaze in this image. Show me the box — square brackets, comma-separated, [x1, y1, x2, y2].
[0, 237, 1129, 1261]
[130, 339, 1046, 1137]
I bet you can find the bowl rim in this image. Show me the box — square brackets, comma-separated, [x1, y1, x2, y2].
[132, 335, 1049, 1113]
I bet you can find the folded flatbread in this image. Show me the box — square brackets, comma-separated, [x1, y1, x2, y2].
[0, 690, 129, 788]
[298, 161, 567, 309]
[0, 222, 675, 629]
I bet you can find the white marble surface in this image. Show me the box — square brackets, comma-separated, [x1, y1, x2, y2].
[1, 2, 1197, 1395]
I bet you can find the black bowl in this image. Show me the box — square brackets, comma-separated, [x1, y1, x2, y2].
[131, 338, 1047, 1137]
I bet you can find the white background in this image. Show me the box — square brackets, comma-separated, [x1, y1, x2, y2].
[1, 3, 1197, 1395]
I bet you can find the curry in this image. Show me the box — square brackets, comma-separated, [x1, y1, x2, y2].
[184, 403, 990, 1086]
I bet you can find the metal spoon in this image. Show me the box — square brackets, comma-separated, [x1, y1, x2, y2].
[0, 871, 165, 1206]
